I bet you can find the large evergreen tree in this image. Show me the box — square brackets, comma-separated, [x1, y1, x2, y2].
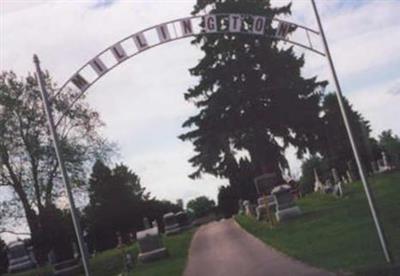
[84, 161, 181, 251]
[319, 93, 376, 176]
[85, 161, 146, 251]
[180, 0, 327, 195]
[218, 185, 239, 218]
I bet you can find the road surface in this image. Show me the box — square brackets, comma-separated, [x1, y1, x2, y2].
[184, 219, 334, 276]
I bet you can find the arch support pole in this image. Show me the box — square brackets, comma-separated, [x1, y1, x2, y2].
[33, 55, 91, 276]
[310, 0, 393, 264]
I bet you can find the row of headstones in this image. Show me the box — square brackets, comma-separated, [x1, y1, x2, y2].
[314, 152, 394, 197]
[372, 151, 393, 173]
[316, 152, 392, 195]
[136, 211, 191, 263]
[6, 241, 37, 274]
[239, 184, 302, 223]
[313, 168, 349, 198]
[47, 242, 86, 275]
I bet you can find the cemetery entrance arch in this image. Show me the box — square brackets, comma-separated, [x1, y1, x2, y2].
[51, 13, 325, 126]
[33, 7, 392, 276]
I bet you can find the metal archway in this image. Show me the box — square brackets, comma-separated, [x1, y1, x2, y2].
[33, 5, 392, 276]
[52, 13, 326, 127]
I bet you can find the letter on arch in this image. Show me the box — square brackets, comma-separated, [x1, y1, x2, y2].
[111, 43, 128, 62]
[204, 15, 217, 33]
[90, 57, 108, 76]
[133, 32, 149, 51]
[252, 16, 266, 35]
[229, 14, 242, 32]
[276, 21, 292, 38]
[71, 74, 89, 91]
[156, 24, 171, 42]
[180, 19, 193, 36]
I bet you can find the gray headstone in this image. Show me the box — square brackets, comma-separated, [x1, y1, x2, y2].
[136, 227, 168, 263]
[163, 212, 181, 235]
[238, 199, 244, 215]
[175, 211, 190, 229]
[382, 151, 389, 168]
[346, 170, 353, 183]
[271, 185, 294, 211]
[371, 161, 378, 174]
[254, 173, 278, 195]
[331, 168, 340, 184]
[272, 185, 302, 222]
[137, 227, 163, 253]
[346, 161, 356, 181]
[314, 168, 323, 192]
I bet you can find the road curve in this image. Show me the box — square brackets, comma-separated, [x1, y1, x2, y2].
[184, 219, 334, 276]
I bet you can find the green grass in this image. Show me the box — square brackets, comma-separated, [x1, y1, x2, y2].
[236, 171, 400, 274]
[7, 228, 195, 276]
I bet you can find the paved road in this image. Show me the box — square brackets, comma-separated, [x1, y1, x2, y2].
[184, 219, 334, 276]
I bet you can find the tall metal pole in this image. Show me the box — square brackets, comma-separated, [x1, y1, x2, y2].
[33, 55, 92, 275]
[310, 0, 392, 264]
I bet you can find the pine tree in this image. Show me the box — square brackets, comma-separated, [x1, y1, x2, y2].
[85, 161, 146, 251]
[319, 93, 374, 176]
[180, 0, 327, 191]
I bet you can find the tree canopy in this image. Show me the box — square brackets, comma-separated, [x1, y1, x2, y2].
[0, 70, 112, 262]
[84, 161, 181, 252]
[318, 93, 377, 176]
[180, 0, 327, 199]
[187, 196, 216, 218]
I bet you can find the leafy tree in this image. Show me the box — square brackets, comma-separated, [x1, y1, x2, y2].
[319, 93, 375, 176]
[180, 0, 328, 196]
[379, 130, 400, 168]
[0, 71, 111, 262]
[85, 161, 146, 251]
[217, 185, 238, 218]
[187, 196, 216, 218]
[38, 205, 75, 261]
[84, 161, 181, 251]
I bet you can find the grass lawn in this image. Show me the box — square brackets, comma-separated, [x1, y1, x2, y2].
[7, 228, 195, 276]
[236, 171, 400, 275]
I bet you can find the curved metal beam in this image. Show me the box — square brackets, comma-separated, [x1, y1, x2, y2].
[53, 13, 324, 127]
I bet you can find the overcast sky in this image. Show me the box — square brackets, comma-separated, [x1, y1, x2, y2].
[1, 0, 400, 211]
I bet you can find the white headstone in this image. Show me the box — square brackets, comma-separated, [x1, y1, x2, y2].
[314, 169, 323, 192]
